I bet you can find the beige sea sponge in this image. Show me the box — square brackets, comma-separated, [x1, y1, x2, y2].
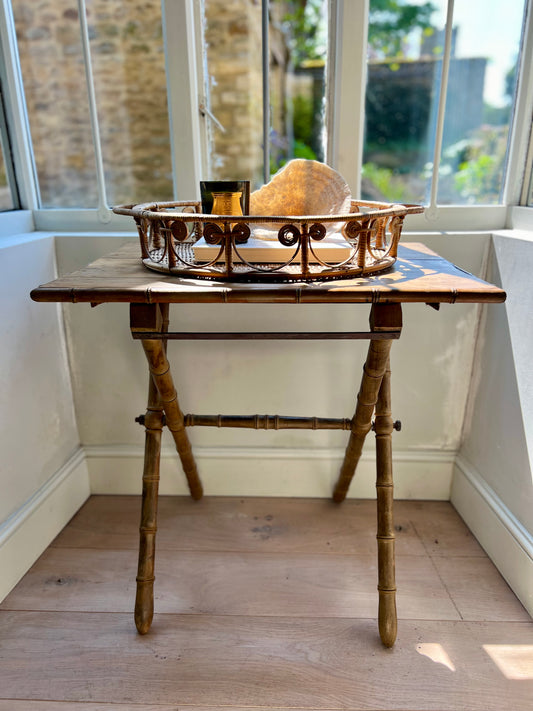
[250, 159, 352, 217]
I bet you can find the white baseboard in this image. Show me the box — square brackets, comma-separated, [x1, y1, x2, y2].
[0, 447, 90, 603]
[85, 444, 454, 499]
[452, 454, 533, 617]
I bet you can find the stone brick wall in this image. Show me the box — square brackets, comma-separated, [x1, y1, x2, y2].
[205, 0, 289, 187]
[205, 0, 264, 186]
[12, 0, 281, 206]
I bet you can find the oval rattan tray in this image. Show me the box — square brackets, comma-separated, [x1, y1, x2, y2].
[113, 199, 423, 282]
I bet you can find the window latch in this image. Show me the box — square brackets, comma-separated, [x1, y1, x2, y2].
[199, 103, 226, 134]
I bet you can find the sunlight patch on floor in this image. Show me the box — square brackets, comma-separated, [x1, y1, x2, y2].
[416, 643, 456, 671]
[483, 645, 533, 680]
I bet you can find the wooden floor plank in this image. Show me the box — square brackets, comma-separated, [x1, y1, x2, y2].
[0, 612, 532, 710]
[0, 704, 187, 711]
[2, 496, 531, 711]
[0, 548, 460, 621]
[432, 557, 531, 622]
[0, 705, 476, 711]
[400, 501, 486, 558]
[52, 496, 434, 556]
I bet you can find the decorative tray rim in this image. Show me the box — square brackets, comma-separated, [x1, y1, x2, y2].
[112, 199, 424, 283]
[113, 199, 424, 223]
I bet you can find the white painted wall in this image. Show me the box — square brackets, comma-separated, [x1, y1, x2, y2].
[452, 229, 533, 615]
[0, 229, 90, 600]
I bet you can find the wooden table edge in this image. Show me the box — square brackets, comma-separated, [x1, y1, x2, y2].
[30, 287, 506, 305]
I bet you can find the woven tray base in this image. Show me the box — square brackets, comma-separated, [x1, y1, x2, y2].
[143, 243, 395, 283]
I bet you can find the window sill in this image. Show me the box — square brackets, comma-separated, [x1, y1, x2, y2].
[30, 204, 511, 235]
[507, 206, 533, 232]
[3, 204, 528, 242]
[0, 210, 34, 239]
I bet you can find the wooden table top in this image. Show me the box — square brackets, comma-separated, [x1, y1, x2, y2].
[31, 242, 505, 305]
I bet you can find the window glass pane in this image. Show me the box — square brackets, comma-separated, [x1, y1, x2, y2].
[436, 0, 526, 204]
[0, 127, 15, 211]
[363, 0, 445, 204]
[86, 0, 173, 205]
[362, 0, 526, 206]
[269, 0, 328, 172]
[204, 0, 264, 187]
[13, 0, 173, 208]
[204, 0, 328, 188]
[13, 0, 98, 207]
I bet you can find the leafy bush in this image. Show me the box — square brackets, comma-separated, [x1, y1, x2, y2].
[424, 125, 509, 204]
[362, 162, 417, 202]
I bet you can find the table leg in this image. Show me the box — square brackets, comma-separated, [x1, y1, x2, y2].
[135, 374, 164, 634]
[333, 344, 393, 503]
[140, 337, 203, 501]
[333, 304, 401, 503]
[374, 359, 397, 647]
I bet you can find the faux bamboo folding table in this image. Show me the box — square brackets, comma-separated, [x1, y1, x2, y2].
[31, 241, 505, 647]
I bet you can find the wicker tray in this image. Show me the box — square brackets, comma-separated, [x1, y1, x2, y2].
[113, 199, 423, 282]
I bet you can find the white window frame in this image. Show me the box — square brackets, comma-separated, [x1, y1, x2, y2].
[0, 0, 532, 236]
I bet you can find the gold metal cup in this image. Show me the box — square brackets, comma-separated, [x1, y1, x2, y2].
[211, 191, 242, 230]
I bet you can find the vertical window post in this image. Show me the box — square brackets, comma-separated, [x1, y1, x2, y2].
[426, 0, 455, 218]
[162, 0, 204, 200]
[262, 0, 270, 184]
[504, 0, 533, 205]
[326, 0, 369, 197]
[77, 0, 110, 223]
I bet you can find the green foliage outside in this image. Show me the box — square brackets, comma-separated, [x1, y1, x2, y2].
[451, 126, 509, 203]
[362, 162, 417, 203]
[420, 125, 510, 204]
[278, 0, 327, 66]
[367, 0, 435, 59]
[280, 0, 436, 65]
[292, 94, 314, 146]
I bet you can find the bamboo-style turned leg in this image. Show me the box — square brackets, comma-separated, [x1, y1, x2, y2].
[333, 304, 401, 503]
[135, 372, 164, 634]
[141, 337, 203, 501]
[131, 303, 203, 501]
[135, 303, 172, 634]
[332, 339, 392, 502]
[132, 303, 202, 634]
[374, 359, 397, 647]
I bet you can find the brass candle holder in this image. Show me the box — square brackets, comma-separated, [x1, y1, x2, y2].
[211, 191, 243, 229]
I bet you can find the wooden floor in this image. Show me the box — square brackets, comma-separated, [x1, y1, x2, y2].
[0, 496, 532, 710]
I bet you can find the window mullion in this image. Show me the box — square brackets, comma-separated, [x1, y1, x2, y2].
[0, 0, 39, 210]
[426, 0, 455, 218]
[326, 0, 369, 197]
[261, 0, 270, 185]
[162, 0, 205, 201]
[77, 0, 111, 223]
[193, 0, 210, 182]
[0, 83, 20, 209]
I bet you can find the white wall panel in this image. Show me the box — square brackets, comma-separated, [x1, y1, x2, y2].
[459, 236, 533, 534]
[0, 235, 81, 521]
